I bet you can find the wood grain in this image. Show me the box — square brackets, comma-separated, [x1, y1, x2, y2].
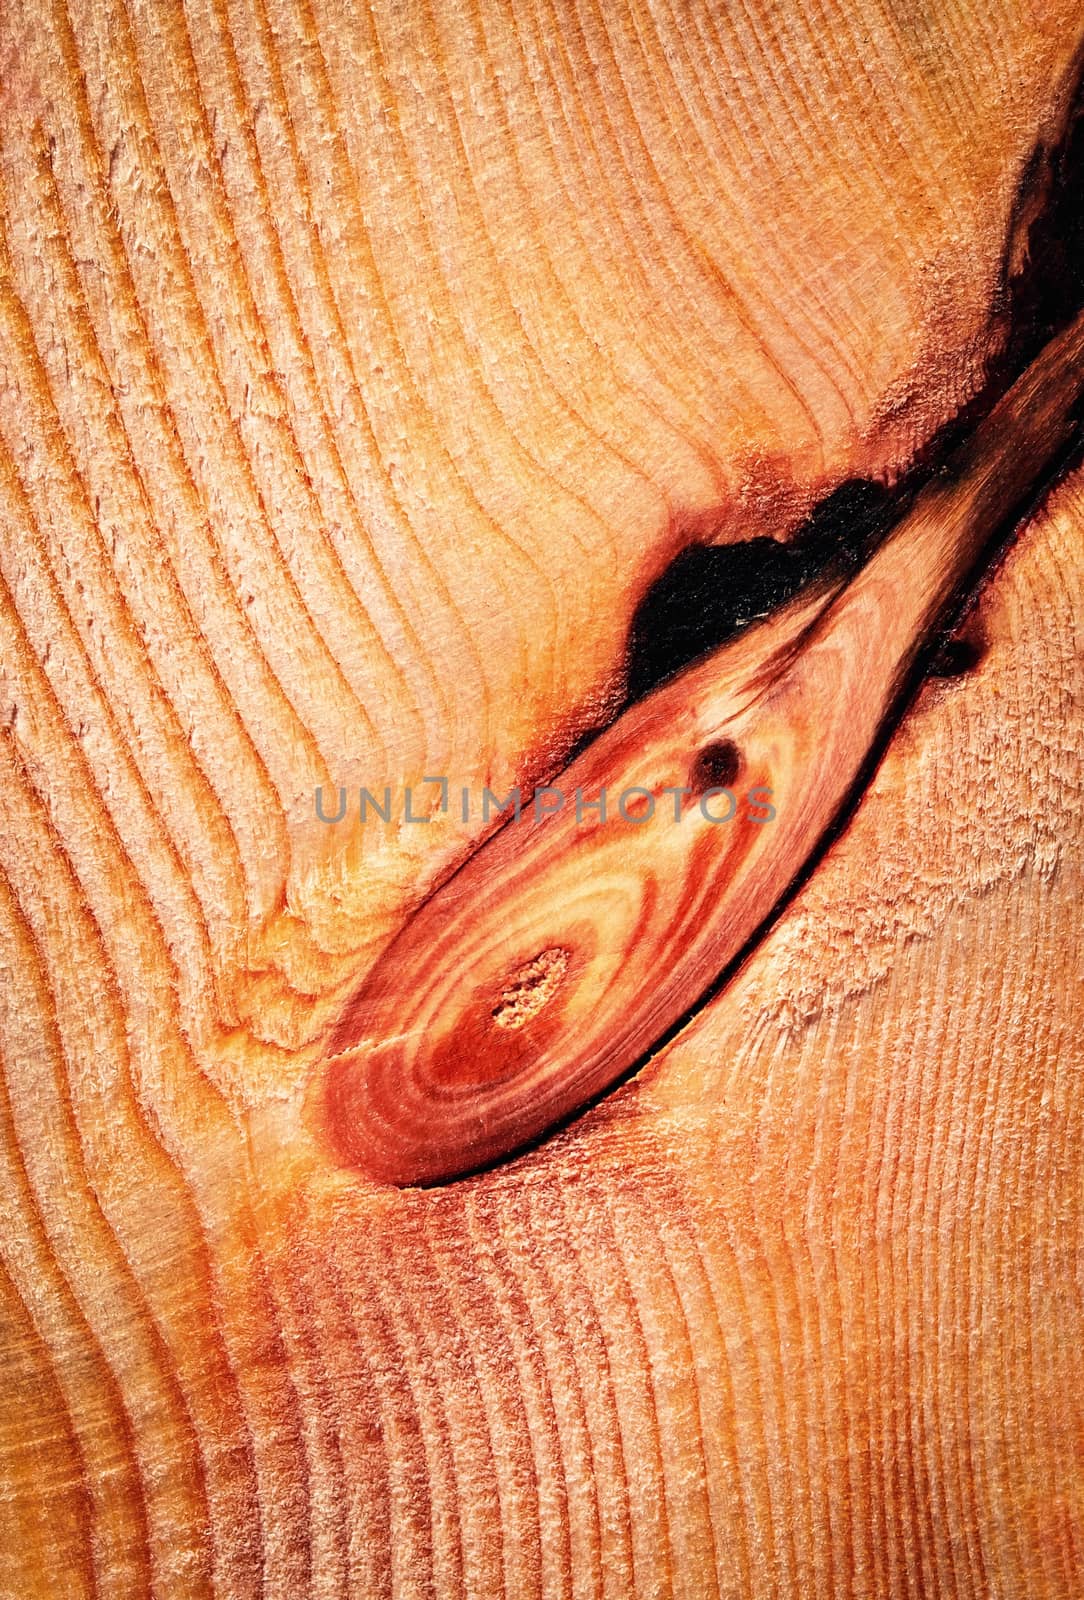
[0, 0, 1081, 1594]
[321, 304, 1084, 1185]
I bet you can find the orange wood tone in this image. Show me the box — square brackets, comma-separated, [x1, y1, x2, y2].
[322, 308, 1084, 1185]
[0, 0, 1082, 1595]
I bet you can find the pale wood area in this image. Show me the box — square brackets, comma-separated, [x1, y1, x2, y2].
[0, 0, 1082, 1595]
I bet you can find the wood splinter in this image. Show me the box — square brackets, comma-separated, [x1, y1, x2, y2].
[319, 308, 1084, 1187]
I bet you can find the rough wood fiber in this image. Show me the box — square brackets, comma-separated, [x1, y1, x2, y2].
[0, 0, 1081, 1595]
[321, 305, 1084, 1185]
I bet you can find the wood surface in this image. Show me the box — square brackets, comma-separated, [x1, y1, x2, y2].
[322, 304, 1084, 1185]
[0, 0, 1082, 1594]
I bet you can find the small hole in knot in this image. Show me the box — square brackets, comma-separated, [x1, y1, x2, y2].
[690, 739, 741, 795]
[492, 947, 571, 1031]
[929, 633, 984, 679]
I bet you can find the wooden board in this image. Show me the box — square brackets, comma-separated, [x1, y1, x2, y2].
[0, 0, 1082, 1593]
